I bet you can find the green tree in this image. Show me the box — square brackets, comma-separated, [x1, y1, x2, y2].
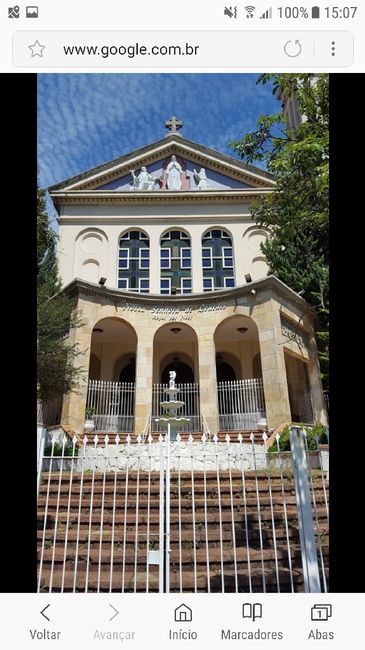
[231, 74, 328, 386]
[37, 188, 85, 404]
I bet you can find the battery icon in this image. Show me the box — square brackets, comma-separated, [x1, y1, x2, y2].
[311, 6, 320, 18]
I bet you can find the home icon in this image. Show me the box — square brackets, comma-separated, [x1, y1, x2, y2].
[174, 603, 192, 623]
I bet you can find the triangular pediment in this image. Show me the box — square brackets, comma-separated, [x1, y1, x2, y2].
[49, 134, 275, 194]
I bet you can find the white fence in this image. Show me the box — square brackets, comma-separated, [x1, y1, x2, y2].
[218, 379, 266, 430]
[37, 428, 329, 593]
[86, 381, 135, 432]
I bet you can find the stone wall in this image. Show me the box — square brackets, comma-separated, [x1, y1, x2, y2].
[77, 442, 270, 472]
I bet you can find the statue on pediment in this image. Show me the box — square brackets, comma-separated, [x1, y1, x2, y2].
[193, 167, 210, 190]
[166, 155, 183, 190]
[130, 167, 159, 191]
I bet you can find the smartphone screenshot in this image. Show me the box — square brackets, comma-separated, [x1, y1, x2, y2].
[1, 1, 363, 647]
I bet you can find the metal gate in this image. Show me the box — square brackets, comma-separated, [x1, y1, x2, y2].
[218, 379, 266, 430]
[37, 427, 328, 593]
[86, 380, 135, 432]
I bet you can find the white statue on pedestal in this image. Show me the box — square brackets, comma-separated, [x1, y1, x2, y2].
[169, 370, 177, 389]
[166, 155, 183, 190]
[193, 167, 209, 190]
[130, 167, 158, 191]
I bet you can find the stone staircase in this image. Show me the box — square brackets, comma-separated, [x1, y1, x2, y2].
[37, 458, 329, 593]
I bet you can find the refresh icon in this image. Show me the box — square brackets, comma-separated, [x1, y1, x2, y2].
[284, 39, 302, 57]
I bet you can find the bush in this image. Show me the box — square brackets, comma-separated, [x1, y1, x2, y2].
[269, 424, 328, 453]
[44, 442, 78, 457]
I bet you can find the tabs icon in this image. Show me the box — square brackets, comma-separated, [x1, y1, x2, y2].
[311, 604, 332, 621]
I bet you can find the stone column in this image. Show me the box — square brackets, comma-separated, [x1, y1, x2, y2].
[61, 322, 92, 434]
[254, 300, 292, 429]
[198, 335, 219, 435]
[191, 233, 204, 294]
[307, 336, 328, 426]
[134, 332, 154, 436]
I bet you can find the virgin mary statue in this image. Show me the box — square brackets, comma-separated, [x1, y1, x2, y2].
[166, 155, 183, 190]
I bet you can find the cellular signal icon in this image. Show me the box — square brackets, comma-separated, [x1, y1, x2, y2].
[245, 6, 256, 18]
[260, 7, 272, 19]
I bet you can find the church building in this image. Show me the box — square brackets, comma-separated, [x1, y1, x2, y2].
[49, 117, 327, 437]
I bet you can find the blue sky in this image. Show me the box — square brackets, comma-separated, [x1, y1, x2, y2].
[38, 73, 279, 192]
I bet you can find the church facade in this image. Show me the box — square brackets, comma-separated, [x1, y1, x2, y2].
[50, 119, 327, 437]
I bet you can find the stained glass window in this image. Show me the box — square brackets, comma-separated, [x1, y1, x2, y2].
[118, 230, 149, 292]
[202, 229, 235, 291]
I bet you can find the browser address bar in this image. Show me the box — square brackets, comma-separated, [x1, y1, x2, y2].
[13, 30, 353, 68]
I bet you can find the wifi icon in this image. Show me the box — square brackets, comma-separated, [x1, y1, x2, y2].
[245, 5, 256, 18]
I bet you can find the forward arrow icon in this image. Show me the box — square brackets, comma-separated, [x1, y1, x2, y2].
[109, 604, 119, 621]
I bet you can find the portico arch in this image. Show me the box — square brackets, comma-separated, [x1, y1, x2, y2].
[87, 317, 138, 432]
[214, 314, 261, 379]
[153, 323, 198, 383]
[214, 315, 265, 430]
[90, 317, 137, 381]
[160, 352, 195, 384]
[152, 323, 199, 431]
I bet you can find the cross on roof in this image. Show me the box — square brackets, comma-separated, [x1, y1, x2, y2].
[165, 116, 183, 133]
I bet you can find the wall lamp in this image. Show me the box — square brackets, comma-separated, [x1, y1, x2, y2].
[99, 277, 107, 286]
[237, 327, 248, 334]
[245, 274, 252, 283]
[170, 327, 181, 334]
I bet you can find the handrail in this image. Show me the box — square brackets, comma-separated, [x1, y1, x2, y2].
[141, 414, 151, 443]
[201, 413, 211, 441]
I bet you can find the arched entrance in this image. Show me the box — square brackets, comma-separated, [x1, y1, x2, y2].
[214, 316, 265, 430]
[119, 360, 136, 383]
[216, 354, 238, 382]
[87, 318, 137, 432]
[161, 360, 194, 384]
[284, 351, 313, 423]
[152, 323, 199, 432]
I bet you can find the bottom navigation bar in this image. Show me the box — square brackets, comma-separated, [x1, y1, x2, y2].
[0, 593, 362, 648]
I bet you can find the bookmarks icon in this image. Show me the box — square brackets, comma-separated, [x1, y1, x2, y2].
[242, 603, 262, 622]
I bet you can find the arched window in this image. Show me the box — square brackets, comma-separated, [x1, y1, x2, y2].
[118, 230, 149, 293]
[160, 230, 191, 294]
[202, 229, 235, 291]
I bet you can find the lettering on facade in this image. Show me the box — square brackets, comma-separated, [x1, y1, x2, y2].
[151, 306, 193, 321]
[121, 302, 146, 313]
[118, 301, 227, 321]
[197, 304, 227, 313]
[280, 316, 309, 348]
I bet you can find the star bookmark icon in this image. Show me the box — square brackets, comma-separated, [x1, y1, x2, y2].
[28, 40, 46, 57]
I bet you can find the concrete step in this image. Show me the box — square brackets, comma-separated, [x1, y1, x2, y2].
[39, 542, 318, 566]
[38, 566, 308, 592]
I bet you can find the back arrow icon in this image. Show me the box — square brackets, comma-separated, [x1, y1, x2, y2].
[109, 604, 119, 621]
[40, 604, 50, 622]
[284, 39, 302, 57]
